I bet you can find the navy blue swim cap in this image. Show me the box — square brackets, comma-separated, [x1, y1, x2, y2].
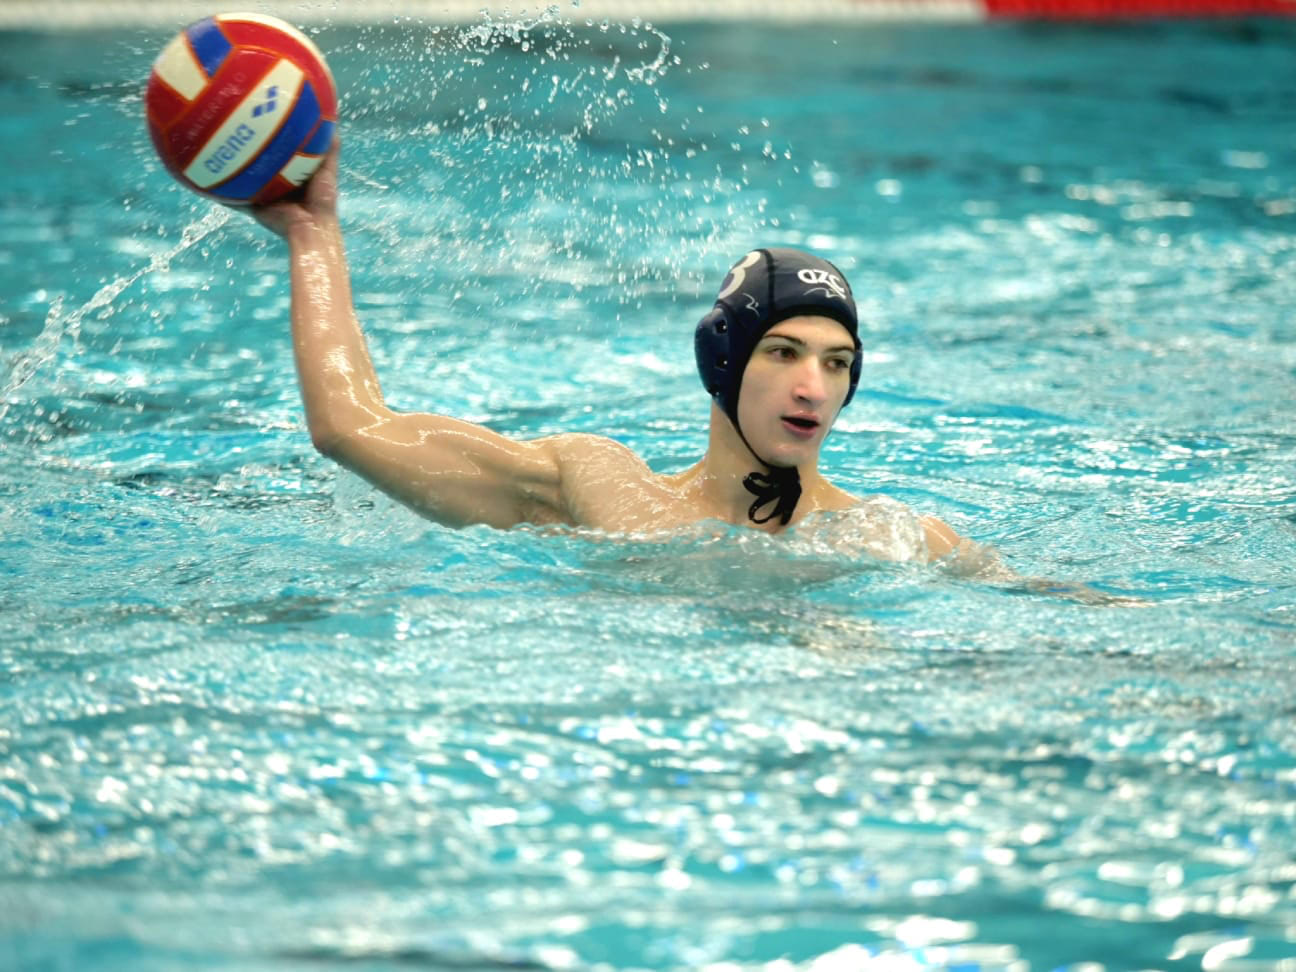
[694, 247, 861, 427]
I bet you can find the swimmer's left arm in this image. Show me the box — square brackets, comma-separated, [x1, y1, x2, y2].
[921, 515, 962, 561]
[923, 516, 1013, 577]
[921, 514, 1145, 606]
[920, 515, 1012, 576]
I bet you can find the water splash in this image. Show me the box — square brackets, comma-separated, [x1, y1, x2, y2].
[336, 8, 749, 310]
[0, 206, 230, 421]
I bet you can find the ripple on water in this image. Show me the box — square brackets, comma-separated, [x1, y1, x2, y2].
[2, 16, 1296, 972]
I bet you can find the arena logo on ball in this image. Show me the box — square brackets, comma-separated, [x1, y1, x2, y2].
[182, 60, 304, 190]
[251, 85, 279, 118]
[201, 123, 258, 176]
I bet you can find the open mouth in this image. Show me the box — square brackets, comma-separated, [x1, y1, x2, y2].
[781, 416, 821, 439]
[783, 416, 819, 430]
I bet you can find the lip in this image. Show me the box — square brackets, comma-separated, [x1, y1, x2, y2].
[780, 415, 821, 440]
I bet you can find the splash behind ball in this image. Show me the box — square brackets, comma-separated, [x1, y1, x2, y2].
[145, 12, 337, 206]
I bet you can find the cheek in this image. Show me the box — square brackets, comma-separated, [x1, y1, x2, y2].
[736, 362, 772, 409]
[736, 378, 782, 435]
[824, 368, 848, 397]
[736, 385, 762, 428]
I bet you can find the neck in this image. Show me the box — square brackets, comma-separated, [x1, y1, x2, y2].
[679, 404, 820, 530]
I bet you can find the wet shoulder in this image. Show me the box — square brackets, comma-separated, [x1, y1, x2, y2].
[797, 493, 931, 562]
[547, 433, 653, 478]
[813, 481, 862, 512]
[543, 433, 674, 529]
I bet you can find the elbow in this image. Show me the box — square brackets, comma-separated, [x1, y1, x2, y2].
[311, 432, 340, 459]
[306, 402, 381, 459]
[307, 402, 393, 461]
[309, 422, 348, 459]
[309, 415, 387, 464]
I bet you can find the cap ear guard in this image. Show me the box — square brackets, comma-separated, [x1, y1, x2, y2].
[694, 303, 736, 407]
[843, 352, 862, 409]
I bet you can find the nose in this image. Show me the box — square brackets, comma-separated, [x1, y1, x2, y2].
[793, 358, 830, 406]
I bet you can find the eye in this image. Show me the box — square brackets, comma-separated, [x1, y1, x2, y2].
[768, 345, 797, 360]
[827, 356, 852, 372]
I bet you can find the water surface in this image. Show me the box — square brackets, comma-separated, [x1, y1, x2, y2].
[1, 15, 1294, 971]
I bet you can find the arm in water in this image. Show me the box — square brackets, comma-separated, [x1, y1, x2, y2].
[925, 524, 1145, 606]
[253, 142, 588, 529]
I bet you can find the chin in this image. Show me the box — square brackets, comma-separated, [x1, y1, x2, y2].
[764, 443, 817, 469]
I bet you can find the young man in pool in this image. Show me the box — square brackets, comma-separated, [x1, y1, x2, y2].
[253, 145, 966, 559]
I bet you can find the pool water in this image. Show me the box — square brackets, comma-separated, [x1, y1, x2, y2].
[2, 13, 1295, 971]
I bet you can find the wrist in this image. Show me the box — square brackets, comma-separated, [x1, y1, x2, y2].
[285, 211, 340, 246]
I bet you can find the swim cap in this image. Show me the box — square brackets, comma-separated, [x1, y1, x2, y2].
[694, 247, 861, 429]
[693, 247, 861, 527]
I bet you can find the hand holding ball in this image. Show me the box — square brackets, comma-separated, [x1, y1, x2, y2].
[145, 12, 338, 205]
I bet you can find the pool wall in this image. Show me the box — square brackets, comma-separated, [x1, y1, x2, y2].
[4, 0, 1293, 27]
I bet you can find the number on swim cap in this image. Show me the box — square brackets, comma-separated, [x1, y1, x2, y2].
[715, 250, 762, 302]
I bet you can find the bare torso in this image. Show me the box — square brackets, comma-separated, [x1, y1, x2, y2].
[522, 434, 953, 556]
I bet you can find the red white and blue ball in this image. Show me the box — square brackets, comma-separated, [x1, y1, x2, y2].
[146, 12, 338, 206]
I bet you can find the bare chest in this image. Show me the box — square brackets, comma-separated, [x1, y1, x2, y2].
[562, 470, 700, 533]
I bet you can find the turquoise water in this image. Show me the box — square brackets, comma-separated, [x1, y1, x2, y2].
[3, 14, 1295, 971]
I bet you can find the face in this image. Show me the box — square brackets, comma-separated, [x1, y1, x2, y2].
[735, 315, 856, 468]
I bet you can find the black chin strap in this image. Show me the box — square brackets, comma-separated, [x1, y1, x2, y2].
[731, 419, 802, 526]
[742, 465, 802, 525]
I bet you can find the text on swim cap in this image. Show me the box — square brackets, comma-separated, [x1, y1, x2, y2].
[797, 268, 847, 301]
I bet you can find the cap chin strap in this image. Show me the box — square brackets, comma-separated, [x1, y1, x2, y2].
[743, 466, 801, 526]
[732, 420, 802, 526]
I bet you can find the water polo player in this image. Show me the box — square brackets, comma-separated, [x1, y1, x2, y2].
[252, 143, 965, 558]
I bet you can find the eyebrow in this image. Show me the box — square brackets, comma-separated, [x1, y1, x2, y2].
[760, 334, 856, 355]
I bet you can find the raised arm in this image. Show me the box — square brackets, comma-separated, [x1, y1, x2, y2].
[253, 144, 568, 529]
